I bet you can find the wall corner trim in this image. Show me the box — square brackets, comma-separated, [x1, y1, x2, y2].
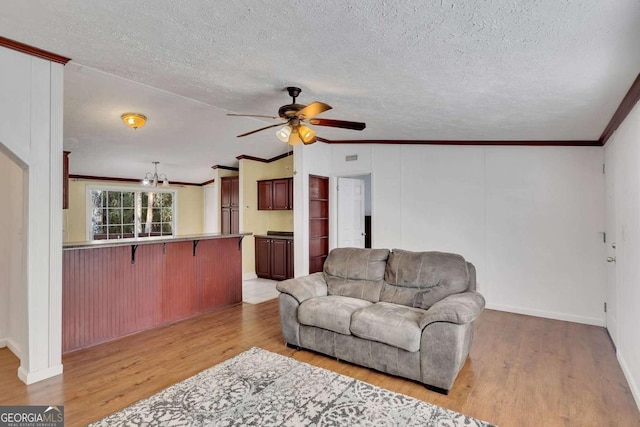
[600, 73, 640, 145]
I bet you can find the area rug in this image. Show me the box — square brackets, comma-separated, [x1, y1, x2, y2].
[90, 348, 495, 426]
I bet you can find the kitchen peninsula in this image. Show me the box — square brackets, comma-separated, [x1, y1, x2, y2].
[62, 233, 249, 353]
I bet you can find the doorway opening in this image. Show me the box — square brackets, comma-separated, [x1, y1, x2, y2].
[337, 174, 371, 249]
[0, 145, 26, 365]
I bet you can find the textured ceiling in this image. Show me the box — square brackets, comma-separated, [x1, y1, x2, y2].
[1, 0, 639, 182]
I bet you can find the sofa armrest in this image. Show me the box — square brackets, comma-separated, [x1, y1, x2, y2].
[276, 272, 328, 303]
[419, 291, 486, 329]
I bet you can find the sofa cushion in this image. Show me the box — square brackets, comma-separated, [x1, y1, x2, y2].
[324, 248, 390, 303]
[381, 250, 470, 310]
[298, 295, 372, 335]
[350, 302, 428, 352]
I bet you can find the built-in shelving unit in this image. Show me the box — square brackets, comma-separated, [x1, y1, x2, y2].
[309, 175, 329, 273]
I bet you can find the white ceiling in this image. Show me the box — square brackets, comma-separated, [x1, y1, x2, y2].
[1, 0, 639, 183]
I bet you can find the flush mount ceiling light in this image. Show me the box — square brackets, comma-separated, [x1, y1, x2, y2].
[121, 112, 147, 130]
[142, 161, 169, 187]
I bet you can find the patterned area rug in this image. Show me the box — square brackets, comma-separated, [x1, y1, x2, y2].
[90, 348, 495, 426]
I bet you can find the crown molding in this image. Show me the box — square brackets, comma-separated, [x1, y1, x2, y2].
[600, 73, 640, 145]
[0, 36, 71, 64]
[236, 151, 293, 163]
[211, 165, 239, 171]
[319, 139, 601, 146]
[69, 174, 213, 187]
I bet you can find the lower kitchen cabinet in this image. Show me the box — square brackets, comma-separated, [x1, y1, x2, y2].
[255, 236, 294, 280]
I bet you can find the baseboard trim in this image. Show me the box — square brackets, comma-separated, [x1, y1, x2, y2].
[0, 338, 22, 359]
[486, 303, 604, 327]
[617, 351, 640, 413]
[7, 338, 21, 359]
[243, 273, 258, 281]
[18, 364, 64, 385]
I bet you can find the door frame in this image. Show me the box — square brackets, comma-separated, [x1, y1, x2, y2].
[331, 172, 372, 252]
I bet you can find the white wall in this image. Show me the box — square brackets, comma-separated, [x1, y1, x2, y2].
[203, 183, 217, 233]
[604, 101, 640, 409]
[296, 143, 606, 326]
[0, 45, 64, 384]
[484, 147, 605, 324]
[293, 142, 333, 277]
[0, 150, 26, 358]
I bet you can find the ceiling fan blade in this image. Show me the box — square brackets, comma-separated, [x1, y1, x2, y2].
[296, 102, 332, 119]
[308, 118, 366, 131]
[237, 123, 283, 137]
[227, 113, 280, 119]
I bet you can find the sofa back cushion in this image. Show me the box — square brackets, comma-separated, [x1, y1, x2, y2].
[324, 248, 390, 303]
[381, 250, 470, 309]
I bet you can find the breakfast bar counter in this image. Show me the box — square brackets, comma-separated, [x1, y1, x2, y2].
[62, 233, 250, 353]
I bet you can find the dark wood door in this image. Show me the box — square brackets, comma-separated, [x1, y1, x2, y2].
[270, 238, 288, 280]
[255, 237, 271, 278]
[221, 208, 231, 234]
[221, 177, 239, 233]
[231, 207, 240, 234]
[288, 178, 294, 210]
[272, 179, 290, 210]
[258, 180, 273, 210]
[287, 240, 294, 279]
[63, 151, 70, 209]
[221, 177, 232, 207]
[230, 177, 239, 207]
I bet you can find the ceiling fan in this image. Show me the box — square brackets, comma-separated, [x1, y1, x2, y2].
[227, 86, 366, 145]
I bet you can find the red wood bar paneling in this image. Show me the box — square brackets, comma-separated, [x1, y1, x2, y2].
[197, 238, 243, 310]
[62, 237, 242, 353]
[162, 242, 198, 323]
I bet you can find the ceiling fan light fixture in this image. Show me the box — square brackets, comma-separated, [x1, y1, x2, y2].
[121, 113, 147, 129]
[288, 130, 302, 146]
[298, 125, 315, 144]
[276, 125, 292, 143]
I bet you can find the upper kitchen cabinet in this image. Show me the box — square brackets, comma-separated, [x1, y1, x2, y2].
[257, 178, 293, 210]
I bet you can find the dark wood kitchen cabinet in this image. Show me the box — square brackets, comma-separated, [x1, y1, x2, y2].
[221, 176, 239, 234]
[254, 236, 272, 278]
[257, 178, 293, 210]
[255, 236, 294, 280]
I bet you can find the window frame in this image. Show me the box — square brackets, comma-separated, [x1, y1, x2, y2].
[85, 185, 178, 241]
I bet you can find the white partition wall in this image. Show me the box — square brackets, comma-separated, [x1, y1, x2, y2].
[0, 45, 65, 384]
[293, 142, 332, 277]
[295, 143, 606, 326]
[604, 102, 640, 409]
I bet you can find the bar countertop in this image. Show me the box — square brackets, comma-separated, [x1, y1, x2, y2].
[63, 232, 252, 250]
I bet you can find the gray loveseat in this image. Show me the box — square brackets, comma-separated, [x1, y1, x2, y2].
[276, 247, 485, 393]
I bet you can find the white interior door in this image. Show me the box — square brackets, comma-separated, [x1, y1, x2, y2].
[337, 177, 365, 248]
[604, 146, 618, 346]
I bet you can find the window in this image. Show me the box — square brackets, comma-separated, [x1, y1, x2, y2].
[88, 187, 175, 240]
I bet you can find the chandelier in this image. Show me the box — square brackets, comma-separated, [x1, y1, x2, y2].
[142, 161, 169, 187]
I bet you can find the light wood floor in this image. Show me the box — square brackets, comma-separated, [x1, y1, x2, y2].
[1, 300, 638, 427]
